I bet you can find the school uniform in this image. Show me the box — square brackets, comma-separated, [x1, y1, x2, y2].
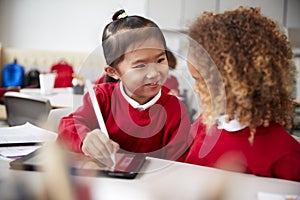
[185, 115, 300, 182]
[164, 75, 180, 96]
[57, 82, 191, 162]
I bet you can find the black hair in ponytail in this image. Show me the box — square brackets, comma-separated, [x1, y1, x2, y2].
[102, 9, 166, 69]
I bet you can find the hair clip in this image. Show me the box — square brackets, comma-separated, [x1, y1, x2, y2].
[112, 9, 128, 21]
[117, 12, 128, 20]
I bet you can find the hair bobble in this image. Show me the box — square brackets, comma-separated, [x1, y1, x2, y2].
[112, 9, 128, 21]
[117, 12, 128, 19]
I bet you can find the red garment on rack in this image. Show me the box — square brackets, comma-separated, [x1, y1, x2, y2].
[51, 61, 74, 88]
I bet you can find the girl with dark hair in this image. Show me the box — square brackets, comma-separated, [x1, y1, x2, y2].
[57, 10, 191, 164]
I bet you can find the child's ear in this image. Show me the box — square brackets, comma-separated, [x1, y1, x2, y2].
[104, 66, 120, 80]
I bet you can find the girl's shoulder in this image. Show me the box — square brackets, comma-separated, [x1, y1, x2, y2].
[92, 82, 121, 103]
[257, 122, 299, 143]
[94, 82, 119, 94]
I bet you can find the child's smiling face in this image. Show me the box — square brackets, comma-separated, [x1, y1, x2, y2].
[111, 38, 169, 104]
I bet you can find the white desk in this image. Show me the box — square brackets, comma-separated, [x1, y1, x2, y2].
[0, 156, 299, 200]
[20, 88, 83, 109]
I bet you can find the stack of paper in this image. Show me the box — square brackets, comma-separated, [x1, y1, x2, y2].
[0, 122, 57, 158]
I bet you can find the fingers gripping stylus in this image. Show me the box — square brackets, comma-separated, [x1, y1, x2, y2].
[85, 80, 116, 167]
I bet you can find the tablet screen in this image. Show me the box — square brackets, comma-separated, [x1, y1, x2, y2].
[68, 152, 139, 172]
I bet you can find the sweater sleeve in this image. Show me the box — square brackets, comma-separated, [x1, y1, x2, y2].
[271, 151, 300, 182]
[57, 92, 99, 153]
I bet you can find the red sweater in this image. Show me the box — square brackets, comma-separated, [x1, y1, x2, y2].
[57, 82, 191, 161]
[185, 118, 300, 182]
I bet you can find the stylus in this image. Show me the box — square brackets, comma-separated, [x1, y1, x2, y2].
[85, 80, 116, 168]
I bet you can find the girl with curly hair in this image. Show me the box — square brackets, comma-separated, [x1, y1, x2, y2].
[185, 6, 300, 182]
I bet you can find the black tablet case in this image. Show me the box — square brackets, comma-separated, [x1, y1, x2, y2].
[10, 149, 146, 179]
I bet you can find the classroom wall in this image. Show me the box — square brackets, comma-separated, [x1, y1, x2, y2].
[1, 0, 300, 53]
[0, 0, 148, 52]
[0, 0, 299, 110]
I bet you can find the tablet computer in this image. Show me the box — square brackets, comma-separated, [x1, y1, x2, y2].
[9, 149, 146, 179]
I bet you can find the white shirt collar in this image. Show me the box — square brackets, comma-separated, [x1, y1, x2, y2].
[119, 81, 161, 111]
[217, 115, 247, 132]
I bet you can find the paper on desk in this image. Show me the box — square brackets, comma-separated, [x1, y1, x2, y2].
[0, 146, 40, 158]
[0, 122, 57, 145]
[0, 122, 57, 158]
[258, 192, 300, 200]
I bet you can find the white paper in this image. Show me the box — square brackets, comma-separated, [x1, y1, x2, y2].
[0, 122, 57, 158]
[0, 146, 40, 158]
[0, 122, 57, 144]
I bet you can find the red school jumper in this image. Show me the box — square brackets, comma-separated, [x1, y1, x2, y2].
[185, 118, 300, 182]
[57, 82, 191, 161]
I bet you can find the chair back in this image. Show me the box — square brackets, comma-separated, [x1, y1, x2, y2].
[45, 107, 72, 132]
[3, 92, 51, 126]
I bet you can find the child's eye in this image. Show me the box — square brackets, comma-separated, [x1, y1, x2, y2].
[157, 58, 165, 63]
[134, 64, 146, 69]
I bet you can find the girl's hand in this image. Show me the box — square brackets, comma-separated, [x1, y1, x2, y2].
[82, 129, 119, 166]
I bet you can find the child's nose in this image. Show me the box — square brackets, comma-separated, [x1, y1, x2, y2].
[145, 66, 159, 79]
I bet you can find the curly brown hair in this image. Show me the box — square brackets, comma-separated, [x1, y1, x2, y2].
[188, 6, 295, 142]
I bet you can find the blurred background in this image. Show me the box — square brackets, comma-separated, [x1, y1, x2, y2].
[0, 0, 299, 52]
[0, 0, 300, 122]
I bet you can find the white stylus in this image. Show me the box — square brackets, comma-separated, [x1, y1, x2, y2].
[85, 79, 116, 168]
